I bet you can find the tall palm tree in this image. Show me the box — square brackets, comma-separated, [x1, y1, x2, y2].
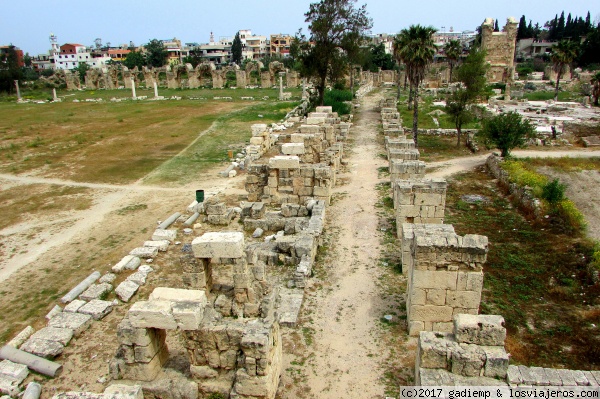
[550, 40, 579, 101]
[395, 25, 437, 147]
[443, 39, 462, 83]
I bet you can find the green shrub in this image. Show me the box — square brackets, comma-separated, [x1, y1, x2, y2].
[501, 160, 548, 194]
[555, 199, 586, 232]
[323, 89, 352, 115]
[542, 179, 566, 204]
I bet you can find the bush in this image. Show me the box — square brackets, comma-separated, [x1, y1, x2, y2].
[323, 89, 352, 115]
[542, 179, 566, 204]
[555, 199, 586, 232]
[481, 111, 535, 157]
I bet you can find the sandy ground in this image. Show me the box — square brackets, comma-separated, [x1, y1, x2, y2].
[279, 91, 401, 398]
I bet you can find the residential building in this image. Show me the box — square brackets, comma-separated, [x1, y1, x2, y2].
[516, 38, 556, 60]
[195, 32, 232, 64]
[238, 30, 268, 60]
[270, 34, 293, 57]
[161, 38, 190, 65]
[55, 42, 111, 70]
[433, 27, 477, 47]
[0, 45, 24, 67]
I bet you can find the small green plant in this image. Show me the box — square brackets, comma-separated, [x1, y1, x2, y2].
[207, 394, 226, 399]
[555, 199, 586, 232]
[542, 179, 566, 204]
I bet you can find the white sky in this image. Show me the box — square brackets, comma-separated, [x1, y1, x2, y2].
[2, 0, 597, 55]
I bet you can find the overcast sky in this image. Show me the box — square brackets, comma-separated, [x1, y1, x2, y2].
[2, 0, 597, 55]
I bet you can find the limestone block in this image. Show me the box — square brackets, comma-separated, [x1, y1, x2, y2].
[172, 302, 204, 330]
[206, 202, 227, 215]
[451, 343, 486, 377]
[432, 322, 453, 333]
[112, 255, 141, 273]
[583, 371, 599, 386]
[557, 368, 578, 386]
[192, 232, 245, 259]
[78, 299, 113, 320]
[482, 346, 509, 378]
[269, 156, 300, 169]
[27, 327, 73, 346]
[453, 314, 506, 346]
[116, 280, 140, 302]
[151, 229, 177, 242]
[64, 300, 86, 313]
[520, 366, 550, 386]
[0, 359, 28, 382]
[129, 247, 158, 259]
[409, 305, 453, 323]
[133, 337, 163, 363]
[103, 384, 144, 399]
[282, 143, 305, 155]
[129, 301, 177, 330]
[544, 368, 563, 386]
[149, 287, 207, 304]
[190, 365, 218, 379]
[417, 331, 455, 369]
[426, 289, 446, 306]
[20, 338, 64, 358]
[250, 136, 265, 145]
[234, 369, 274, 398]
[50, 394, 104, 399]
[119, 346, 168, 381]
[79, 282, 112, 301]
[143, 240, 170, 252]
[507, 365, 523, 386]
[445, 291, 482, 309]
[48, 312, 92, 336]
[412, 270, 458, 290]
[572, 370, 589, 386]
[457, 271, 484, 292]
[313, 186, 331, 197]
[418, 368, 456, 386]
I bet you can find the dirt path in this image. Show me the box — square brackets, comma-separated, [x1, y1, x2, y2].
[427, 149, 600, 179]
[0, 168, 246, 283]
[280, 91, 393, 398]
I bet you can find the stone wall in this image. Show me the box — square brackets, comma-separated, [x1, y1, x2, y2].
[404, 225, 488, 335]
[481, 17, 518, 85]
[245, 106, 347, 206]
[416, 313, 600, 388]
[393, 179, 447, 228]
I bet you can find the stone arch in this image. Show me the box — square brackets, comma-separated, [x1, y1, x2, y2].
[245, 61, 264, 86]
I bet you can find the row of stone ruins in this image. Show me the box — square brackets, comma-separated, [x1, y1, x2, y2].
[378, 93, 599, 387]
[0, 88, 358, 398]
[52, 60, 398, 92]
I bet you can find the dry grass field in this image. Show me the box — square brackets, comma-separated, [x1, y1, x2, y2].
[0, 88, 299, 344]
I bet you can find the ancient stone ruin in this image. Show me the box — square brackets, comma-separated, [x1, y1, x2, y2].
[481, 17, 519, 87]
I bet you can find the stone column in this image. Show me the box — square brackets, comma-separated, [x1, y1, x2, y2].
[130, 77, 136, 99]
[52, 88, 58, 102]
[153, 81, 159, 98]
[14, 80, 21, 101]
[302, 78, 307, 99]
[278, 73, 284, 100]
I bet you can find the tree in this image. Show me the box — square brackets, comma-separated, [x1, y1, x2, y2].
[299, 0, 373, 105]
[123, 51, 145, 70]
[550, 40, 578, 101]
[579, 23, 600, 66]
[145, 39, 168, 68]
[481, 111, 535, 157]
[394, 25, 437, 147]
[370, 43, 395, 71]
[446, 48, 489, 147]
[494, 19, 500, 32]
[73, 62, 90, 82]
[517, 15, 529, 39]
[23, 53, 32, 68]
[231, 32, 243, 65]
[591, 71, 600, 107]
[443, 39, 461, 83]
[0, 45, 24, 93]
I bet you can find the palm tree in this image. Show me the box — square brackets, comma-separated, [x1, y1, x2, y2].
[395, 25, 437, 147]
[550, 40, 579, 101]
[443, 39, 462, 83]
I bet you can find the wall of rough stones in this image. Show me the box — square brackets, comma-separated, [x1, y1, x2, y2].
[481, 17, 518, 85]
